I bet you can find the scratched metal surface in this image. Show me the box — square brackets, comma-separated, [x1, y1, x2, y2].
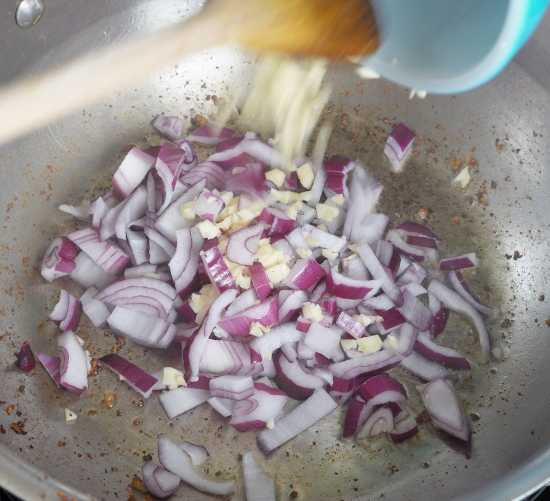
[0, 1, 550, 501]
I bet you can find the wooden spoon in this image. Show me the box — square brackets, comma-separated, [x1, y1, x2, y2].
[0, 0, 378, 145]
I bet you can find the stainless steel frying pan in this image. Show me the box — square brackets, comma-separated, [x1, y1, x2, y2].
[1, 1, 549, 500]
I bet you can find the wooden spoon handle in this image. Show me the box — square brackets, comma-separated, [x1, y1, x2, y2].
[0, 12, 227, 145]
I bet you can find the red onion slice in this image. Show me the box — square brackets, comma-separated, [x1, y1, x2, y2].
[107, 307, 177, 348]
[427, 279, 491, 360]
[158, 434, 236, 495]
[384, 122, 415, 173]
[405, 235, 438, 249]
[226, 163, 269, 199]
[67, 227, 130, 274]
[142, 461, 180, 498]
[194, 190, 224, 223]
[154, 179, 207, 242]
[249, 322, 303, 362]
[335, 311, 366, 339]
[36, 352, 62, 387]
[428, 293, 449, 339]
[249, 262, 272, 302]
[301, 224, 348, 253]
[159, 387, 211, 419]
[183, 289, 239, 379]
[389, 415, 418, 443]
[100, 353, 159, 398]
[414, 332, 471, 370]
[242, 452, 276, 501]
[217, 296, 279, 337]
[356, 374, 407, 407]
[50, 289, 82, 332]
[395, 221, 440, 242]
[225, 288, 258, 317]
[201, 247, 238, 294]
[230, 383, 288, 432]
[285, 226, 309, 251]
[112, 147, 155, 199]
[187, 125, 236, 145]
[156, 142, 188, 214]
[80, 286, 110, 327]
[181, 162, 226, 192]
[280, 259, 325, 291]
[330, 350, 402, 380]
[418, 378, 470, 442]
[304, 322, 342, 359]
[41, 236, 78, 281]
[169, 227, 204, 299]
[114, 185, 148, 240]
[357, 406, 394, 437]
[357, 242, 403, 307]
[273, 352, 324, 400]
[57, 330, 88, 396]
[126, 229, 148, 266]
[256, 207, 293, 237]
[208, 397, 235, 417]
[209, 375, 254, 401]
[448, 270, 496, 318]
[226, 222, 265, 266]
[16, 341, 36, 372]
[257, 389, 337, 454]
[396, 288, 433, 331]
[396, 261, 428, 286]
[151, 115, 183, 141]
[179, 441, 209, 466]
[386, 230, 425, 262]
[398, 351, 449, 382]
[439, 253, 477, 271]
[342, 398, 373, 438]
[326, 268, 381, 300]
[278, 290, 308, 323]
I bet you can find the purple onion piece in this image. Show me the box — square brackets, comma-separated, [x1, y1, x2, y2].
[217, 296, 279, 337]
[330, 349, 402, 380]
[280, 259, 325, 291]
[342, 399, 373, 438]
[242, 452, 276, 501]
[142, 461, 180, 499]
[414, 332, 471, 370]
[439, 253, 477, 271]
[395, 221, 440, 242]
[249, 322, 303, 362]
[249, 263, 272, 303]
[187, 125, 236, 145]
[159, 387, 211, 419]
[384, 123, 415, 173]
[49, 290, 82, 332]
[179, 441, 209, 466]
[169, 227, 204, 299]
[41, 236, 78, 282]
[357, 406, 395, 438]
[356, 374, 407, 406]
[36, 352, 62, 387]
[398, 351, 449, 382]
[57, 330, 88, 396]
[226, 222, 265, 266]
[151, 115, 183, 141]
[448, 270, 496, 318]
[112, 148, 155, 199]
[200, 247, 238, 294]
[396, 288, 434, 331]
[16, 341, 36, 372]
[273, 352, 324, 400]
[194, 189, 224, 223]
[326, 268, 381, 300]
[100, 353, 159, 398]
[209, 375, 254, 401]
[389, 415, 418, 444]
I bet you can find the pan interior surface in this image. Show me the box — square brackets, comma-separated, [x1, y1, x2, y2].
[0, 1, 549, 501]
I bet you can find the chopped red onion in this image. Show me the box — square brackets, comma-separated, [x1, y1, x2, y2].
[200, 339, 254, 376]
[142, 461, 180, 499]
[396, 261, 428, 286]
[330, 349, 401, 380]
[175, 139, 199, 171]
[273, 352, 324, 400]
[439, 253, 477, 271]
[280, 259, 325, 291]
[194, 190, 224, 223]
[242, 452, 276, 501]
[49, 290, 82, 332]
[363, 294, 394, 311]
[356, 374, 407, 407]
[448, 270, 496, 318]
[249, 322, 303, 362]
[226, 222, 265, 266]
[16, 341, 36, 372]
[406, 235, 438, 250]
[428, 279, 491, 360]
[230, 383, 288, 432]
[218, 296, 279, 337]
[112, 147, 155, 199]
[301, 224, 347, 253]
[67, 227, 130, 274]
[225, 163, 269, 199]
[152, 115, 183, 141]
[80, 286, 111, 327]
[257, 389, 337, 453]
[209, 375, 254, 401]
[208, 397, 235, 417]
[414, 332, 471, 370]
[187, 125, 236, 145]
[107, 307, 177, 348]
[384, 122, 415, 173]
[389, 415, 418, 443]
[144, 223, 177, 258]
[386, 230, 425, 262]
[159, 387, 211, 419]
[225, 288, 258, 317]
[181, 161, 226, 192]
[383, 323, 418, 357]
[343, 399, 373, 438]
[36, 352, 62, 387]
[357, 242, 403, 307]
[326, 268, 381, 300]
[396, 288, 433, 331]
[304, 322, 342, 359]
[57, 330, 88, 396]
[100, 353, 159, 398]
[179, 441, 209, 466]
[41, 236, 78, 281]
[201, 247, 238, 294]
[249, 262, 272, 302]
[357, 406, 394, 438]
[59, 199, 92, 221]
[154, 179, 206, 242]
[156, 142, 190, 213]
[428, 293, 449, 339]
[169, 227, 204, 299]
[126, 229, 148, 266]
[398, 351, 449, 382]
[395, 221, 440, 242]
[335, 311, 365, 339]
[114, 186, 148, 239]
[158, 434, 236, 495]
[418, 378, 470, 442]
[278, 290, 308, 323]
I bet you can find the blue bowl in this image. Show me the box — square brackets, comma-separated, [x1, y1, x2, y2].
[364, 0, 550, 93]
